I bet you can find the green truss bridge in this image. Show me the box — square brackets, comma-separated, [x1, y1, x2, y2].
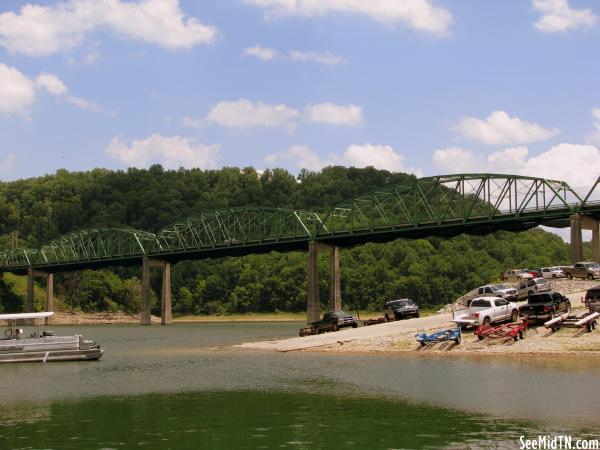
[2, 173, 599, 324]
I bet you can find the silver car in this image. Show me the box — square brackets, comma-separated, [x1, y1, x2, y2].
[516, 277, 550, 300]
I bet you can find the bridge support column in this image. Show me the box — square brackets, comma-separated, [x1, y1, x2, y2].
[161, 262, 172, 325]
[570, 214, 584, 264]
[45, 273, 54, 325]
[26, 268, 35, 313]
[307, 242, 320, 324]
[329, 245, 341, 311]
[307, 242, 342, 324]
[140, 257, 173, 325]
[141, 257, 152, 325]
[593, 223, 600, 263]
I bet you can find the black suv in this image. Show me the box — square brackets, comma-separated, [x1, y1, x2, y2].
[384, 299, 420, 321]
[310, 310, 359, 333]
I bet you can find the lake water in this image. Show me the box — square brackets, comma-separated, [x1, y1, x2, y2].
[1, 322, 599, 449]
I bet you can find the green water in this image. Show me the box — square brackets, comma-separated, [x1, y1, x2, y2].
[1, 323, 599, 449]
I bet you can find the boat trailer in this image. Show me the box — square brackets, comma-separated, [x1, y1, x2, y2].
[475, 321, 527, 341]
[544, 311, 599, 332]
[416, 327, 461, 346]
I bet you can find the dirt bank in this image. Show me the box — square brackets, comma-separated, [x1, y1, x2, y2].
[49, 311, 160, 324]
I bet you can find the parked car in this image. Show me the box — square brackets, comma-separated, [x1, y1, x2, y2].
[310, 310, 359, 333]
[452, 296, 519, 328]
[564, 262, 600, 280]
[502, 270, 534, 282]
[539, 267, 565, 279]
[384, 299, 419, 321]
[516, 278, 550, 300]
[584, 286, 600, 312]
[477, 284, 517, 301]
[518, 291, 571, 322]
[523, 269, 542, 278]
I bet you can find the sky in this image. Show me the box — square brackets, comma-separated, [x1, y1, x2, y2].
[1, 0, 600, 206]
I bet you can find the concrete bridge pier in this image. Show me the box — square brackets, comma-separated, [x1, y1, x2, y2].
[570, 214, 600, 263]
[140, 257, 172, 325]
[25, 269, 54, 324]
[307, 242, 342, 324]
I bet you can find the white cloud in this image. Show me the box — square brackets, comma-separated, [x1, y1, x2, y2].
[288, 50, 344, 65]
[0, 154, 16, 174]
[66, 96, 101, 112]
[0, 0, 217, 56]
[181, 115, 204, 128]
[586, 108, 600, 144]
[0, 64, 101, 115]
[265, 143, 421, 174]
[432, 147, 479, 173]
[245, 44, 277, 61]
[522, 143, 600, 188]
[458, 111, 559, 145]
[533, 0, 597, 33]
[35, 73, 68, 95]
[342, 144, 421, 174]
[206, 99, 300, 130]
[105, 134, 220, 169]
[265, 145, 331, 171]
[303, 103, 363, 126]
[432, 143, 600, 189]
[0, 64, 36, 115]
[245, 0, 453, 36]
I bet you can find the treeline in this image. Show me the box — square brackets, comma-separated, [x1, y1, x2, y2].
[0, 166, 576, 314]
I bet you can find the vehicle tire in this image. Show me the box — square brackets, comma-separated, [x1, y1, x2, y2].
[483, 317, 491, 326]
[589, 274, 594, 280]
[511, 310, 518, 322]
[384, 314, 389, 323]
[332, 322, 338, 332]
[513, 334, 519, 341]
[454, 335, 461, 345]
[552, 274, 557, 278]
[415, 313, 420, 318]
[352, 322, 358, 328]
[528, 290, 534, 297]
[566, 302, 571, 313]
[591, 321, 596, 330]
[420, 341, 425, 347]
[567, 273, 573, 280]
[587, 322, 593, 332]
[477, 334, 484, 341]
[519, 329, 526, 340]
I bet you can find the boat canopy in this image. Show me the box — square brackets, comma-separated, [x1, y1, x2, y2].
[0, 312, 54, 321]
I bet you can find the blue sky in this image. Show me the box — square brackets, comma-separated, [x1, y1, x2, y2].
[1, 0, 600, 199]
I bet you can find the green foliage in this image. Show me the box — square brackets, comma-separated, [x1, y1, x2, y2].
[0, 166, 577, 313]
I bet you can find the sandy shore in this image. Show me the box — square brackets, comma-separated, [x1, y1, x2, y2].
[49, 311, 161, 324]
[237, 291, 600, 355]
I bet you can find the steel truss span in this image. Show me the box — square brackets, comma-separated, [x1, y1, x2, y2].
[1, 174, 598, 273]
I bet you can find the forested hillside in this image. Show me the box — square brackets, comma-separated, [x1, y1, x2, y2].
[0, 166, 578, 314]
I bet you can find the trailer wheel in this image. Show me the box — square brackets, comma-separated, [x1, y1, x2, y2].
[477, 334, 484, 341]
[587, 322, 593, 332]
[513, 334, 519, 341]
[420, 341, 425, 347]
[519, 329, 526, 340]
[454, 335, 461, 345]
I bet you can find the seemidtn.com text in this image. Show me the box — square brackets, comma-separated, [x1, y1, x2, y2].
[520, 436, 600, 449]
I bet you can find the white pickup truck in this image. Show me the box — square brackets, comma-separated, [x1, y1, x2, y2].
[452, 296, 519, 328]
